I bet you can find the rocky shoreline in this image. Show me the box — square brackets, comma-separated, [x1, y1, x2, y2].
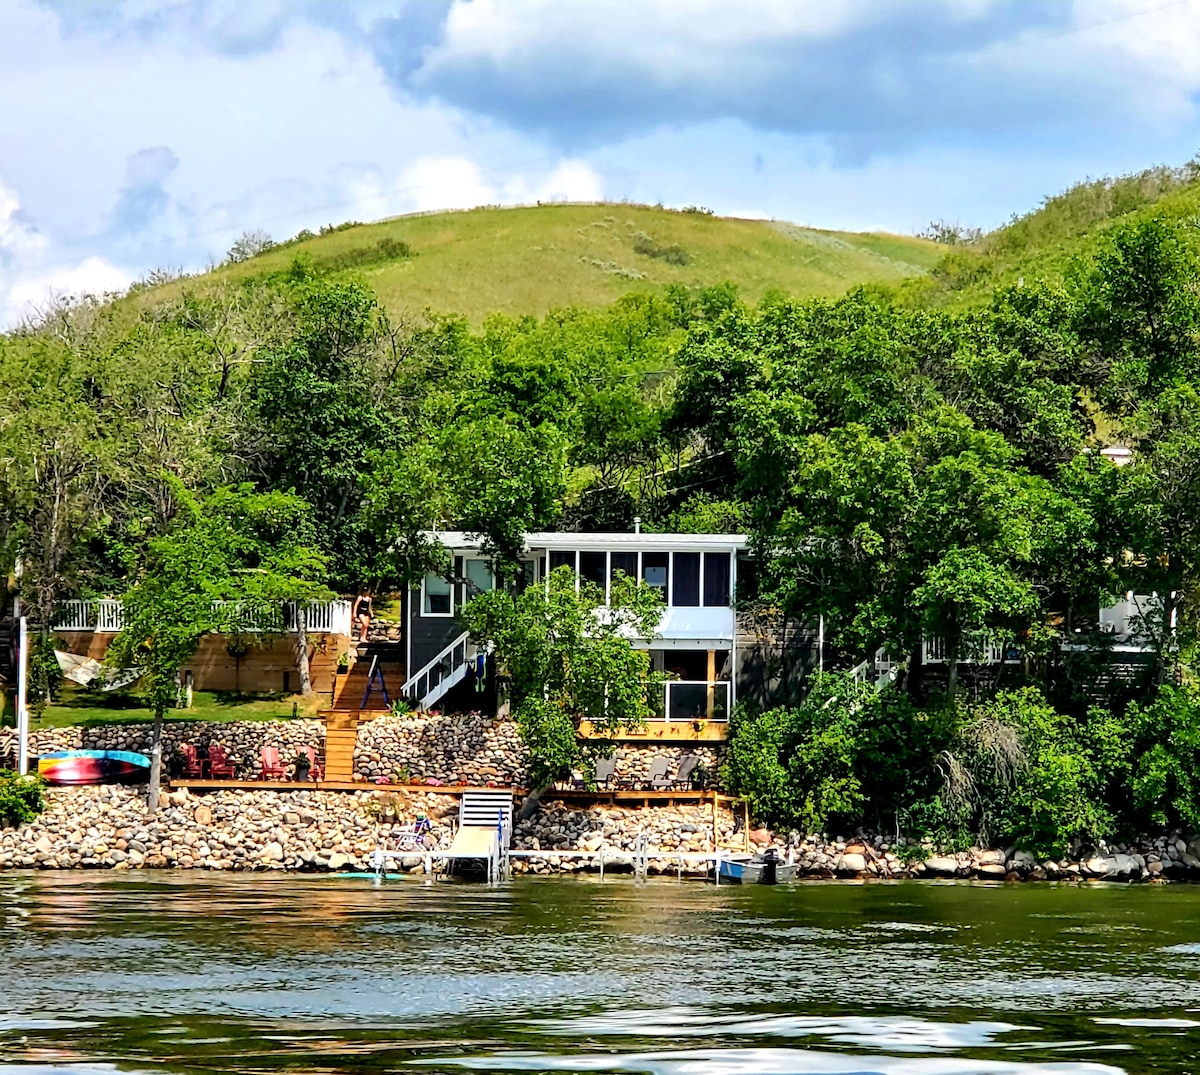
[0, 785, 1194, 882]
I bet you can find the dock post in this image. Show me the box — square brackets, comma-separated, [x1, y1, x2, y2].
[599, 853, 604, 882]
[715, 850, 721, 885]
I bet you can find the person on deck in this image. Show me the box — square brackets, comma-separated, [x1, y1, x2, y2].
[353, 589, 373, 641]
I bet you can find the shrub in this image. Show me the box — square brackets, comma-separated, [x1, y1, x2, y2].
[724, 672, 873, 832]
[631, 232, 689, 266]
[0, 771, 45, 828]
[1127, 685, 1200, 830]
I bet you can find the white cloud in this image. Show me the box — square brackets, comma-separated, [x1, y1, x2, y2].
[4, 256, 132, 327]
[0, 176, 131, 328]
[398, 156, 497, 212]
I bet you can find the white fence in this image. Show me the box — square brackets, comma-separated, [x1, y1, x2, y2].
[54, 598, 351, 635]
[923, 636, 1012, 664]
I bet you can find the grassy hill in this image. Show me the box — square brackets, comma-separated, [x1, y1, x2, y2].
[912, 163, 1200, 307]
[196, 202, 943, 322]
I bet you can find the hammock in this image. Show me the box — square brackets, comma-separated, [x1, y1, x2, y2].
[54, 651, 144, 691]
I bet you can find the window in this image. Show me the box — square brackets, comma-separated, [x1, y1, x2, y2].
[703, 552, 731, 607]
[610, 551, 638, 583]
[422, 573, 452, 616]
[672, 552, 701, 607]
[642, 551, 669, 595]
[549, 550, 576, 577]
[464, 559, 493, 595]
[580, 551, 607, 596]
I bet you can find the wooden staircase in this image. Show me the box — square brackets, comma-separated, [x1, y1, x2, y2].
[322, 710, 360, 782]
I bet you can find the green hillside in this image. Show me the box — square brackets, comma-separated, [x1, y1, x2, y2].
[197, 202, 942, 322]
[912, 163, 1200, 307]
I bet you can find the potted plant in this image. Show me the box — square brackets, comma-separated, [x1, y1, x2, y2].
[336, 650, 350, 674]
[293, 750, 312, 782]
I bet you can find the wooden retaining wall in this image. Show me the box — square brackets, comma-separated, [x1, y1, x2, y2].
[52, 631, 351, 694]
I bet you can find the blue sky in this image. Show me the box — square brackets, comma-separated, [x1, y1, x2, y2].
[3, 0, 1200, 324]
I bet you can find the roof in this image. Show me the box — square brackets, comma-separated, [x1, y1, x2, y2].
[427, 531, 748, 553]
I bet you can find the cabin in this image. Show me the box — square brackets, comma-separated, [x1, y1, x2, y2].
[400, 531, 775, 742]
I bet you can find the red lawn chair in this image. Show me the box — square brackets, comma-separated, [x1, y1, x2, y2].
[208, 743, 237, 779]
[260, 746, 285, 781]
[303, 744, 324, 781]
[181, 744, 205, 779]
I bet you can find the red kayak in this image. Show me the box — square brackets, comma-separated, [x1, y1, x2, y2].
[37, 750, 151, 786]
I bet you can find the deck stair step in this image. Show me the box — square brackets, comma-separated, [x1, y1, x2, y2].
[320, 710, 361, 782]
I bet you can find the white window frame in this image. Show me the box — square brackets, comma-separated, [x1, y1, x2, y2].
[421, 572, 455, 618]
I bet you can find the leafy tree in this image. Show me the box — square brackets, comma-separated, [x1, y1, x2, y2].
[108, 484, 327, 810]
[460, 567, 664, 802]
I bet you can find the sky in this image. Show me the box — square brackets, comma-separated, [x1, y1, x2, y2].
[4, 0, 1200, 325]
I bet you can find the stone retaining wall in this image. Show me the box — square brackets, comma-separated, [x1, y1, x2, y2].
[0, 786, 1196, 881]
[1, 716, 724, 789]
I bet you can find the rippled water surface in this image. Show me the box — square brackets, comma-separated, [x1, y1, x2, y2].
[2, 873, 1200, 1075]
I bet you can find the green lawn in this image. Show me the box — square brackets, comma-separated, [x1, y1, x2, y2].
[32, 688, 323, 729]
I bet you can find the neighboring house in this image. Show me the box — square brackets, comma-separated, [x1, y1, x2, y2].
[403, 531, 771, 742]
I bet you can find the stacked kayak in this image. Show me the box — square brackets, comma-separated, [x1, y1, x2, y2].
[38, 750, 151, 786]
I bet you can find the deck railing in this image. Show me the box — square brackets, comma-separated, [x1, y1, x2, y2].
[54, 598, 352, 635]
[923, 636, 1012, 664]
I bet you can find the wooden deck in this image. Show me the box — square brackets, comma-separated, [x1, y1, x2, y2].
[167, 779, 740, 808]
[168, 778, 520, 795]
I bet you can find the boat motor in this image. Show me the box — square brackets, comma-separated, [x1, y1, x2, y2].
[758, 846, 780, 885]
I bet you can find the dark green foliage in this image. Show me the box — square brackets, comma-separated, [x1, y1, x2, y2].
[461, 568, 665, 788]
[631, 232, 689, 265]
[0, 771, 45, 828]
[318, 237, 414, 273]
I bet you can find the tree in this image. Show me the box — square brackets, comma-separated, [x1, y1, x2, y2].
[108, 484, 327, 810]
[460, 567, 664, 807]
[225, 229, 275, 263]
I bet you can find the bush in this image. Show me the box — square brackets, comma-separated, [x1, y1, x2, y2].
[0, 771, 45, 828]
[631, 232, 689, 266]
[725, 672, 873, 832]
[1127, 685, 1200, 830]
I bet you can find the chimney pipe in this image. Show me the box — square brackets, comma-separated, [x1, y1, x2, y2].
[633, 516, 641, 535]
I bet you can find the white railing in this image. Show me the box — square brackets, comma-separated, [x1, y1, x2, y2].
[289, 599, 352, 635]
[402, 632, 478, 709]
[53, 599, 125, 631]
[650, 679, 731, 722]
[54, 598, 352, 635]
[923, 636, 1010, 664]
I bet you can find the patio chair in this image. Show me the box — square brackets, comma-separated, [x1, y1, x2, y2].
[180, 744, 205, 779]
[593, 756, 617, 789]
[260, 746, 286, 781]
[302, 744, 324, 781]
[207, 743, 237, 779]
[644, 757, 672, 790]
[673, 754, 700, 789]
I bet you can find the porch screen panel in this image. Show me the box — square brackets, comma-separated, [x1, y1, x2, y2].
[610, 551, 637, 583]
[549, 550, 577, 577]
[580, 551, 607, 593]
[672, 552, 701, 607]
[703, 552, 731, 606]
[642, 552, 669, 596]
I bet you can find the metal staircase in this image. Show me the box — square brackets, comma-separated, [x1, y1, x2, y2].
[401, 632, 480, 710]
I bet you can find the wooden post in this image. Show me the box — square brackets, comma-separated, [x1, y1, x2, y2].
[706, 649, 716, 720]
[743, 799, 750, 851]
[711, 790, 719, 848]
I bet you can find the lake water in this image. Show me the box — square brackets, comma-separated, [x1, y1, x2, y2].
[1, 873, 1199, 1075]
